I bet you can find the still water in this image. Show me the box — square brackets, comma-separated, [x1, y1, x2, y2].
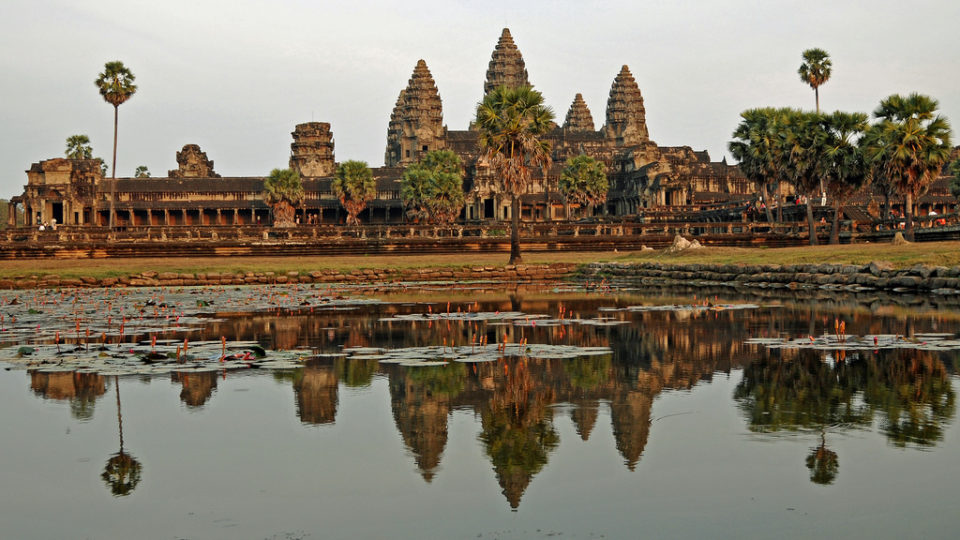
[1, 284, 958, 539]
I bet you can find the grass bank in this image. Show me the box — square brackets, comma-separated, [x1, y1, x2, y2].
[0, 241, 956, 279]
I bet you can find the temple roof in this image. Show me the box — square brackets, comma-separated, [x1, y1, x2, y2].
[401, 59, 443, 122]
[483, 28, 531, 95]
[602, 65, 650, 146]
[563, 93, 595, 132]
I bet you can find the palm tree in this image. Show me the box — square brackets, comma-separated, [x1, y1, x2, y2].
[821, 111, 870, 244]
[475, 85, 554, 265]
[558, 154, 608, 217]
[65, 134, 93, 160]
[781, 110, 829, 245]
[401, 150, 465, 224]
[332, 160, 376, 225]
[94, 61, 137, 228]
[863, 93, 953, 240]
[798, 48, 832, 114]
[133, 166, 150, 178]
[263, 168, 304, 227]
[729, 108, 793, 223]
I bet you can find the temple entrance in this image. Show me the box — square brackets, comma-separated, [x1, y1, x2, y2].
[484, 199, 494, 220]
[51, 202, 63, 225]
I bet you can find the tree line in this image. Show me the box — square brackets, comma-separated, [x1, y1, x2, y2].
[731, 49, 954, 244]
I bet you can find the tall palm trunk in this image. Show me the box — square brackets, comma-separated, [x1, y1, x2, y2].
[904, 191, 914, 241]
[882, 192, 890, 229]
[806, 197, 818, 246]
[109, 105, 118, 228]
[763, 183, 774, 223]
[830, 201, 841, 245]
[509, 194, 522, 265]
[815, 87, 820, 114]
[507, 193, 523, 264]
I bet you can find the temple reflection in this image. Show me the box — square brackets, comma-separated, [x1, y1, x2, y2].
[171, 371, 218, 408]
[20, 293, 960, 508]
[30, 371, 106, 420]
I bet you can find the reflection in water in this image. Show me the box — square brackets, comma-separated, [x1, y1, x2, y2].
[171, 371, 218, 408]
[735, 347, 956, 484]
[293, 362, 339, 425]
[30, 371, 106, 420]
[19, 292, 960, 507]
[807, 431, 839, 485]
[102, 376, 142, 496]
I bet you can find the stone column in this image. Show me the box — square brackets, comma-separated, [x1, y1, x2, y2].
[233, 209, 238, 225]
[128, 209, 135, 226]
[216, 209, 222, 225]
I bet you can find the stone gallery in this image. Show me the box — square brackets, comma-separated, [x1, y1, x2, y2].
[11, 29, 749, 228]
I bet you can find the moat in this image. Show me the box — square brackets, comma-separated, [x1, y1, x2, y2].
[1, 284, 958, 539]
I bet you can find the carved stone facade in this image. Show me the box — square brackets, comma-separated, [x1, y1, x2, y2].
[290, 122, 335, 177]
[13, 27, 765, 229]
[168, 144, 219, 178]
[384, 60, 446, 167]
[563, 94, 595, 133]
[483, 28, 530, 96]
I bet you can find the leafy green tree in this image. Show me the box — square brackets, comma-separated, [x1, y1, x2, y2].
[781, 110, 829, 245]
[798, 48, 832, 113]
[863, 93, 953, 240]
[332, 160, 376, 225]
[95, 157, 108, 177]
[821, 111, 870, 244]
[559, 154, 608, 216]
[134, 165, 150, 178]
[94, 61, 137, 228]
[475, 85, 554, 264]
[65, 134, 93, 160]
[729, 108, 793, 223]
[263, 168, 304, 227]
[401, 149, 465, 224]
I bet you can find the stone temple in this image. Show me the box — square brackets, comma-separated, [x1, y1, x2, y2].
[10, 28, 751, 228]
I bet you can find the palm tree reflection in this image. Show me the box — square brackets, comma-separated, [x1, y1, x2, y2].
[101, 375, 142, 496]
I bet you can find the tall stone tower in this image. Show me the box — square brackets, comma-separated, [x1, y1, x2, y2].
[384, 59, 445, 167]
[601, 65, 650, 146]
[563, 93, 595, 132]
[289, 122, 335, 177]
[483, 28, 531, 95]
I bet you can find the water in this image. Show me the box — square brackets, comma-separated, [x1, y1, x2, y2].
[1, 285, 958, 539]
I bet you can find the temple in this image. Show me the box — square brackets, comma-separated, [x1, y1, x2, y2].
[10, 28, 761, 228]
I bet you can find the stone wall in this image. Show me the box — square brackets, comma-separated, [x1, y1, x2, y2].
[0, 263, 578, 290]
[580, 261, 960, 295]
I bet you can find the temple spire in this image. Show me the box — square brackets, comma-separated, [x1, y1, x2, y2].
[563, 93, 595, 132]
[483, 28, 531, 95]
[384, 60, 444, 167]
[602, 65, 650, 146]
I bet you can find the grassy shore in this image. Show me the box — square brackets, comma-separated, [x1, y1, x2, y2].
[0, 241, 957, 279]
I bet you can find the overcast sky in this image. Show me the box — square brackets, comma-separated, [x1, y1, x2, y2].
[1, 0, 957, 198]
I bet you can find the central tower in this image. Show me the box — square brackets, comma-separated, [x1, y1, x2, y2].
[483, 28, 531, 95]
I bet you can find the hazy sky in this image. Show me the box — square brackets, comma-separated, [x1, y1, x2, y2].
[1, 0, 957, 198]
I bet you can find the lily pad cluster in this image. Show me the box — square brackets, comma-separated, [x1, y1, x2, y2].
[343, 343, 612, 367]
[0, 285, 382, 348]
[745, 333, 960, 352]
[1, 339, 313, 376]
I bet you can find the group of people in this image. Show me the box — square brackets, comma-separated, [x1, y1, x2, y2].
[37, 218, 56, 231]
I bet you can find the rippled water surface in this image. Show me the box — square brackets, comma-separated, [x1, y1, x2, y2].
[1, 284, 958, 539]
